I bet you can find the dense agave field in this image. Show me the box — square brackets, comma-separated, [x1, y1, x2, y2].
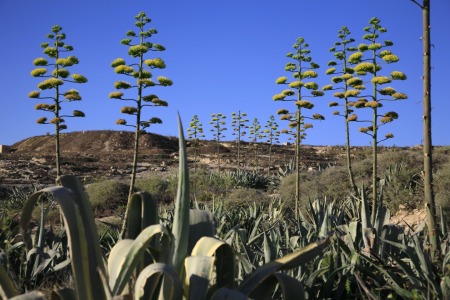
[0, 123, 449, 300]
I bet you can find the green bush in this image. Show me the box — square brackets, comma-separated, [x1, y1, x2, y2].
[220, 187, 271, 207]
[85, 179, 128, 213]
[135, 174, 172, 203]
[435, 160, 450, 224]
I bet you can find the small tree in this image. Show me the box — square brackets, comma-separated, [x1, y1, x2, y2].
[324, 26, 360, 195]
[273, 37, 325, 219]
[187, 114, 205, 168]
[248, 118, 263, 169]
[231, 111, 249, 167]
[29, 25, 87, 178]
[264, 115, 281, 171]
[109, 11, 172, 235]
[209, 113, 227, 170]
[349, 17, 408, 223]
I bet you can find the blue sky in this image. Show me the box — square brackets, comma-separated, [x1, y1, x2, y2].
[1, 0, 449, 146]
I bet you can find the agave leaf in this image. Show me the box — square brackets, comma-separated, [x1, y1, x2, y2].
[51, 287, 77, 300]
[170, 114, 190, 275]
[191, 236, 235, 289]
[238, 236, 331, 295]
[250, 272, 305, 300]
[9, 291, 46, 300]
[184, 256, 214, 299]
[188, 210, 214, 253]
[0, 262, 18, 299]
[263, 231, 275, 264]
[210, 287, 250, 300]
[20, 185, 106, 300]
[126, 192, 159, 239]
[134, 263, 182, 300]
[359, 186, 372, 229]
[109, 224, 171, 295]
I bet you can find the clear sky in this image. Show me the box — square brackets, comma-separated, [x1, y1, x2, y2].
[1, 0, 449, 146]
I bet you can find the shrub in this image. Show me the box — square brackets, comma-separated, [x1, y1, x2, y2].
[135, 174, 171, 203]
[435, 160, 450, 224]
[85, 179, 128, 213]
[220, 187, 271, 207]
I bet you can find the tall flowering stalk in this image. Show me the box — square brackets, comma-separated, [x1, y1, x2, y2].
[323, 26, 359, 195]
[231, 111, 249, 168]
[187, 114, 205, 169]
[273, 37, 325, 219]
[248, 118, 263, 169]
[209, 113, 227, 170]
[109, 12, 172, 236]
[29, 25, 87, 178]
[411, 0, 439, 260]
[349, 17, 407, 223]
[264, 115, 280, 172]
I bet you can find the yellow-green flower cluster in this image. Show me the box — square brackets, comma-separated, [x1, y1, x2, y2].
[44, 47, 58, 58]
[347, 77, 363, 86]
[289, 81, 303, 89]
[303, 123, 313, 129]
[33, 57, 48, 66]
[345, 90, 360, 97]
[114, 81, 132, 89]
[325, 68, 336, 75]
[38, 78, 64, 90]
[64, 89, 81, 100]
[333, 92, 345, 99]
[288, 121, 297, 128]
[31, 68, 47, 77]
[28, 91, 40, 98]
[365, 101, 382, 108]
[116, 119, 127, 125]
[354, 62, 379, 74]
[385, 133, 394, 139]
[109, 92, 123, 99]
[329, 102, 338, 107]
[121, 106, 138, 114]
[331, 76, 344, 83]
[280, 114, 292, 121]
[379, 87, 396, 96]
[36, 117, 47, 124]
[277, 108, 289, 115]
[348, 52, 363, 64]
[72, 74, 88, 83]
[157, 76, 173, 86]
[114, 65, 134, 74]
[382, 54, 399, 63]
[304, 82, 318, 90]
[342, 74, 353, 80]
[313, 113, 325, 120]
[128, 45, 148, 57]
[111, 58, 126, 67]
[322, 84, 333, 91]
[359, 127, 370, 133]
[391, 71, 407, 80]
[347, 114, 358, 121]
[144, 58, 166, 69]
[276, 76, 288, 84]
[380, 116, 393, 123]
[392, 92, 407, 100]
[35, 103, 49, 110]
[367, 43, 382, 50]
[311, 91, 324, 96]
[73, 110, 85, 117]
[52, 68, 70, 78]
[354, 100, 367, 108]
[50, 117, 64, 124]
[282, 89, 295, 96]
[138, 79, 155, 87]
[332, 111, 339, 115]
[371, 76, 391, 85]
[295, 100, 314, 109]
[273, 94, 285, 101]
[302, 70, 318, 78]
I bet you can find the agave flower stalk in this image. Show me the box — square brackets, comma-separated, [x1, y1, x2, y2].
[187, 114, 205, 170]
[248, 118, 263, 169]
[110, 11, 172, 237]
[264, 115, 281, 172]
[231, 111, 249, 168]
[29, 25, 87, 177]
[324, 26, 360, 195]
[209, 113, 227, 170]
[349, 18, 408, 223]
[273, 37, 325, 219]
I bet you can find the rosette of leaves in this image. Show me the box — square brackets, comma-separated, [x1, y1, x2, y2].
[273, 37, 325, 219]
[209, 113, 227, 170]
[231, 111, 249, 167]
[323, 26, 361, 194]
[28, 25, 87, 177]
[349, 17, 408, 222]
[110, 11, 173, 236]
